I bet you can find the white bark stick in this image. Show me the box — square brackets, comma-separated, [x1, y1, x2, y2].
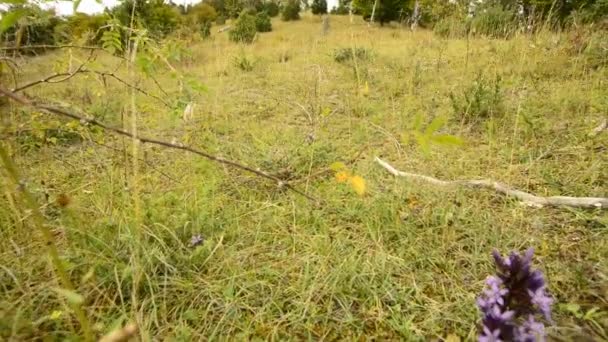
[375, 157, 607, 209]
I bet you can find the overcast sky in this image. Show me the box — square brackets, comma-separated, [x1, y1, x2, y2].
[44, 0, 340, 16]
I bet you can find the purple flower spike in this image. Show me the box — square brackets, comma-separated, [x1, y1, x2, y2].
[478, 248, 553, 342]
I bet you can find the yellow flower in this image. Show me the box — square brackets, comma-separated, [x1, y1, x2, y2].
[348, 175, 366, 196]
[335, 170, 351, 183]
[360, 81, 370, 96]
[50, 310, 63, 320]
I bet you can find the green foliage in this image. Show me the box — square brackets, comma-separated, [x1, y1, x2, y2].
[54, 13, 108, 44]
[229, 11, 257, 43]
[581, 31, 608, 69]
[255, 11, 272, 32]
[216, 15, 227, 25]
[111, 0, 181, 39]
[0, 5, 62, 48]
[233, 52, 255, 71]
[100, 20, 123, 55]
[333, 47, 372, 63]
[263, 1, 280, 17]
[353, 0, 408, 25]
[449, 73, 504, 123]
[281, 0, 301, 21]
[311, 0, 328, 15]
[199, 21, 212, 38]
[330, 4, 350, 14]
[225, 0, 245, 18]
[470, 5, 517, 39]
[404, 114, 463, 155]
[433, 16, 470, 38]
[187, 2, 218, 23]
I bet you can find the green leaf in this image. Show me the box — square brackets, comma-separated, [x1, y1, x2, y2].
[412, 112, 424, 131]
[185, 77, 207, 93]
[0, 9, 25, 34]
[431, 134, 463, 146]
[329, 161, 346, 171]
[52, 288, 85, 305]
[583, 307, 600, 320]
[425, 116, 446, 135]
[73, 0, 82, 12]
[0, 0, 26, 4]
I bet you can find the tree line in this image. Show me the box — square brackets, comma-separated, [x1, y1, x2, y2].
[0, 0, 606, 50]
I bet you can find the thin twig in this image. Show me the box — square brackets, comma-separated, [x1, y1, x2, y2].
[376, 157, 607, 209]
[91, 140, 181, 183]
[11, 67, 173, 109]
[0, 44, 103, 51]
[0, 86, 318, 203]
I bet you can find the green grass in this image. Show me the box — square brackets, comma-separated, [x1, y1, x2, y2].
[1, 15, 607, 340]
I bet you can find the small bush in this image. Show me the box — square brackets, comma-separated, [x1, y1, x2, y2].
[216, 15, 226, 25]
[233, 53, 254, 71]
[333, 47, 372, 63]
[264, 2, 280, 17]
[281, 0, 301, 21]
[433, 17, 470, 38]
[470, 6, 517, 39]
[255, 11, 272, 32]
[229, 11, 257, 43]
[187, 3, 217, 23]
[200, 21, 212, 38]
[582, 31, 608, 69]
[449, 73, 504, 123]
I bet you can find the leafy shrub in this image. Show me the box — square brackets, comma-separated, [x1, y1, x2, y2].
[54, 13, 108, 44]
[433, 16, 470, 38]
[264, 2, 280, 17]
[470, 5, 517, 39]
[333, 47, 372, 63]
[255, 12, 272, 32]
[199, 21, 212, 38]
[582, 31, 608, 69]
[449, 73, 504, 123]
[1, 5, 62, 49]
[233, 53, 254, 71]
[229, 11, 257, 43]
[216, 15, 227, 25]
[111, 0, 181, 38]
[187, 2, 218, 23]
[311, 0, 328, 15]
[281, 0, 301, 21]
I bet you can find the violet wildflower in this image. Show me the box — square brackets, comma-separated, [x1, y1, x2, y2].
[478, 248, 553, 342]
[189, 234, 204, 247]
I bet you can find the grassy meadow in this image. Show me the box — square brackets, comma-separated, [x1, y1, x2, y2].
[1, 14, 607, 340]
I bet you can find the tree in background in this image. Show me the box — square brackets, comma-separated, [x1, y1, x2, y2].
[264, 1, 281, 16]
[255, 11, 273, 31]
[186, 2, 218, 23]
[54, 13, 108, 44]
[0, 5, 62, 48]
[311, 0, 328, 15]
[112, 0, 181, 38]
[330, 0, 351, 14]
[229, 10, 257, 42]
[353, 0, 409, 25]
[282, 0, 301, 20]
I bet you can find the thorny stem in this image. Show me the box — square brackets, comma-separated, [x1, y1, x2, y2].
[0, 145, 93, 341]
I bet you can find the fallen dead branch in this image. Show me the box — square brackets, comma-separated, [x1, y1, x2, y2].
[0, 86, 318, 203]
[375, 157, 607, 209]
[589, 118, 607, 137]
